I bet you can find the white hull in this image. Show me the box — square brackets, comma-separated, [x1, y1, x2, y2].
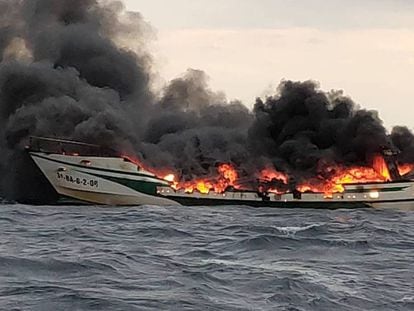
[30, 152, 181, 206]
[29, 151, 414, 209]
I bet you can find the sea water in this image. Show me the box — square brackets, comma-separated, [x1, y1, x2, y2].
[0, 203, 413, 310]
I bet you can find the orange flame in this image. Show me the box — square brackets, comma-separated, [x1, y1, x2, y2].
[398, 163, 414, 176]
[372, 155, 391, 181]
[218, 164, 238, 184]
[162, 163, 240, 194]
[121, 152, 414, 197]
[215, 163, 239, 193]
[297, 156, 394, 195]
[259, 168, 288, 184]
[163, 174, 176, 183]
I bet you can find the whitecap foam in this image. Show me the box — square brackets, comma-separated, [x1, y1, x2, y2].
[275, 223, 323, 236]
[400, 295, 414, 303]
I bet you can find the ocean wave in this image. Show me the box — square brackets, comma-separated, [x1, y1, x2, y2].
[1, 203, 413, 311]
[138, 226, 194, 238]
[0, 256, 119, 276]
[218, 234, 304, 253]
[275, 224, 326, 236]
[202, 258, 362, 297]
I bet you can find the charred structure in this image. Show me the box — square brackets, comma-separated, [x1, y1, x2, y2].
[381, 147, 402, 181]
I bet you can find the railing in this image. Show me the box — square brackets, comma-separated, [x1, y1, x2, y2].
[27, 136, 118, 157]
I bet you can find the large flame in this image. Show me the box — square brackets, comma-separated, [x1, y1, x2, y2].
[297, 155, 394, 195]
[161, 163, 240, 194]
[123, 153, 414, 196]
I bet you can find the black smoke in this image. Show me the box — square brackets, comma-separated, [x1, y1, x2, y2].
[140, 69, 254, 181]
[0, 0, 151, 202]
[0, 0, 414, 203]
[248, 81, 392, 181]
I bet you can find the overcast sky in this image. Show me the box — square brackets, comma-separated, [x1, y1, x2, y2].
[124, 0, 414, 129]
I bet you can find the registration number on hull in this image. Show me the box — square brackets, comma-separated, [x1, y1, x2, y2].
[57, 172, 99, 188]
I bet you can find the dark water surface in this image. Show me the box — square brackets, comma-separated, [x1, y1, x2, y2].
[0, 203, 413, 311]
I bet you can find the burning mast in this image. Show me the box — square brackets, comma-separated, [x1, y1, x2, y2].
[381, 146, 402, 181]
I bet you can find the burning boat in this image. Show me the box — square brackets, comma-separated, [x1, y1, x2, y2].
[27, 137, 414, 208]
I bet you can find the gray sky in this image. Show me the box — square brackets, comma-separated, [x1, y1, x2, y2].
[124, 0, 414, 129]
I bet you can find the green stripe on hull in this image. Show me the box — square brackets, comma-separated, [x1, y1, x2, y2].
[84, 171, 165, 195]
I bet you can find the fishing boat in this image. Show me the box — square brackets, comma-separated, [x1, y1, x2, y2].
[27, 137, 180, 206]
[27, 137, 414, 208]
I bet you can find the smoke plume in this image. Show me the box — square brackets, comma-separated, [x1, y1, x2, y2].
[0, 0, 413, 203]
